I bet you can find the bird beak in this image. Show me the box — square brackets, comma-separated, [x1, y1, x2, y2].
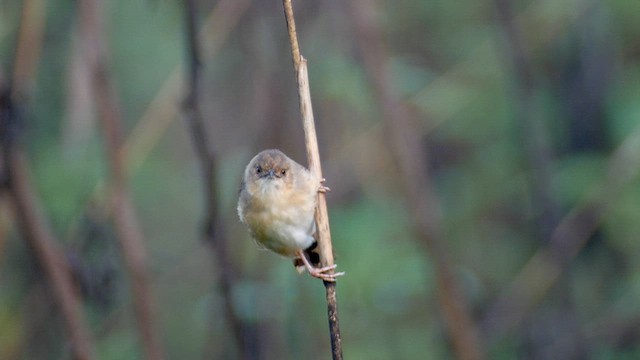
[267, 169, 275, 178]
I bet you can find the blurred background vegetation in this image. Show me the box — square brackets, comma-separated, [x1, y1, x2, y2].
[1, 0, 640, 359]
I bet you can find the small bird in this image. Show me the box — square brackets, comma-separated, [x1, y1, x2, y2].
[237, 149, 343, 281]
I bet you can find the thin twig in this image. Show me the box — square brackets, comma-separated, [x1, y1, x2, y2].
[281, 1, 343, 359]
[1, 84, 96, 360]
[181, 0, 249, 358]
[76, 0, 165, 358]
[347, 1, 484, 359]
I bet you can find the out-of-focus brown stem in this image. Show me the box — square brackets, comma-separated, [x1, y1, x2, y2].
[76, 0, 165, 359]
[1, 86, 96, 360]
[3, 4, 96, 357]
[482, 121, 640, 340]
[348, 1, 484, 359]
[182, 0, 249, 358]
[480, 0, 587, 348]
[9, 154, 97, 360]
[12, 0, 46, 97]
[281, 1, 343, 359]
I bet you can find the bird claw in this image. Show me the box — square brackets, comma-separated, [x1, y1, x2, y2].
[318, 178, 331, 193]
[308, 264, 345, 282]
[296, 249, 343, 282]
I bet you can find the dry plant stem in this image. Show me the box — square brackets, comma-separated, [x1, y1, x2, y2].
[347, 1, 484, 359]
[299, 47, 344, 360]
[282, 0, 301, 72]
[296, 62, 336, 271]
[182, 0, 247, 357]
[281, 0, 343, 358]
[77, 0, 164, 358]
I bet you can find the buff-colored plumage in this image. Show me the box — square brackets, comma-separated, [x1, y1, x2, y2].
[237, 149, 319, 257]
[238, 149, 344, 281]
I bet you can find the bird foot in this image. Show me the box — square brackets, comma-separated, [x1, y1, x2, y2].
[307, 264, 345, 282]
[296, 249, 344, 282]
[318, 178, 331, 193]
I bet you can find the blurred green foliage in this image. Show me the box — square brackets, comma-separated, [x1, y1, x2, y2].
[1, 0, 640, 359]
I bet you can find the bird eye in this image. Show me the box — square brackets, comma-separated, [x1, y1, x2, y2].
[256, 166, 262, 174]
[281, 169, 287, 176]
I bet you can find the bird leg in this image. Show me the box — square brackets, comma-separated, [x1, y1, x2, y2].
[307, 178, 342, 281]
[296, 249, 344, 282]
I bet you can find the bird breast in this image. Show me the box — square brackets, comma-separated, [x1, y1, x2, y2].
[240, 177, 317, 256]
